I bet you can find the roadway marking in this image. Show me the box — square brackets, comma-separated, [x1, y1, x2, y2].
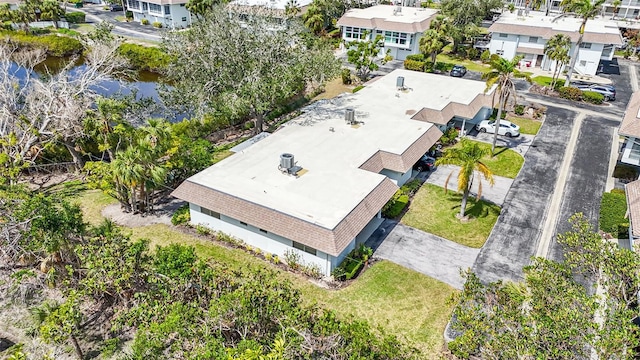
[536, 112, 585, 258]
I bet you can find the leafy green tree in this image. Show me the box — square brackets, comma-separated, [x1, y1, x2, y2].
[186, 0, 226, 19]
[37, 292, 85, 360]
[0, 3, 12, 21]
[302, 1, 325, 34]
[555, 0, 605, 85]
[544, 34, 571, 89]
[434, 139, 494, 219]
[449, 214, 640, 359]
[162, 6, 340, 133]
[440, 0, 502, 52]
[346, 34, 391, 81]
[83, 97, 131, 161]
[482, 55, 531, 155]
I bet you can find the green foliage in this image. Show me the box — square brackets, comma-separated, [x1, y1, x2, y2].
[406, 53, 426, 61]
[0, 31, 83, 56]
[332, 244, 373, 281]
[141, 18, 150, 25]
[382, 189, 410, 218]
[466, 47, 478, 60]
[403, 58, 426, 72]
[558, 86, 583, 101]
[283, 249, 302, 270]
[341, 68, 352, 85]
[599, 191, 628, 236]
[117, 43, 170, 72]
[480, 49, 490, 63]
[514, 104, 525, 115]
[171, 204, 191, 225]
[64, 11, 85, 23]
[582, 90, 604, 104]
[440, 126, 458, 145]
[152, 21, 162, 28]
[613, 164, 638, 180]
[346, 33, 392, 81]
[154, 243, 198, 279]
[352, 85, 364, 93]
[400, 179, 423, 196]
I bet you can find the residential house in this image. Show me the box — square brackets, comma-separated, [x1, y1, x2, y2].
[336, 5, 439, 61]
[171, 69, 496, 277]
[229, 0, 314, 18]
[126, 0, 192, 28]
[488, 11, 623, 77]
[619, 92, 640, 167]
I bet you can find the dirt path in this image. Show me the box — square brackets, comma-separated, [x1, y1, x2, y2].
[101, 198, 185, 228]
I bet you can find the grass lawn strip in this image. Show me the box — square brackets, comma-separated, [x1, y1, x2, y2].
[402, 183, 501, 248]
[507, 116, 542, 135]
[313, 77, 355, 101]
[72, 190, 456, 358]
[451, 140, 524, 179]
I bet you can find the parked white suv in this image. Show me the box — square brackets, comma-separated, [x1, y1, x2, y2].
[476, 120, 520, 137]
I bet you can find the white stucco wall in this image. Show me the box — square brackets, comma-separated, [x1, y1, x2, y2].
[341, 26, 421, 61]
[379, 168, 413, 186]
[489, 33, 520, 60]
[131, 1, 192, 27]
[189, 204, 384, 277]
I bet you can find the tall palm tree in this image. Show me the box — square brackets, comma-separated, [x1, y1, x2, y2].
[435, 139, 495, 219]
[482, 56, 531, 155]
[554, 0, 605, 85]
[302, 2, 325, 35]
[40, 0, 65, 29]
[544, 34, 571, 89]
[420, 29, 444, 70]
[285, 0, 300, 17]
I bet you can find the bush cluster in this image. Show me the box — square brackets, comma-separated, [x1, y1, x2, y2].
[440, 126, 458, 145]
[65, 11, 85, 23]
[141, 18, 150, 25]
[599, 191, 629, 238]
[582, 90, 604, 105]
[480, 49, 491, 63]
[332, 244, 373, 281]
[117, 43, 170, 72]
[382, 189, 410, 218]
[0, 31, 83, 56]
[152, 21, 162, 28]
[171, 204, 190, 225]
[514, 104, 526, 115]
[558, 86, 582, 101]
[403, 58, 425, 72]
[341, 68, 352, 85]
[613, 164, 638, 180]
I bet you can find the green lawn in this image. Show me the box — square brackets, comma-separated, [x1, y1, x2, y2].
[402, 183, 501, 248]
[436, 52, 490, 73]
[532, 75, 565, 87]
[73, 190, 456, 358]
[450, 140, 524, 178]
[507, 116, 542, 135]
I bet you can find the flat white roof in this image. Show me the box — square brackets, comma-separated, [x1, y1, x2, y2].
[495, 10, 620, 35]
[341, 5, 438, 24]
[189, 69, 491, 229]
[230, 0, 312, 10]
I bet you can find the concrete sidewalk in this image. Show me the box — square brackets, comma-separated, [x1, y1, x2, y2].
[422, 165, 514, 206]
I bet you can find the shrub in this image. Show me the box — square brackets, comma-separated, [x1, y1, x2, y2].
[141, 18, 150, 25]
[195, 224, 211, 235]
[599, 191, 628, 237]
[332, 244, 373, 281]
[514, 104, 525, 115]
[434, 62, 454, 72]
[57, 28, 81, 37]
[152, 21, 162, 28]
[352, 85, 364, 93]
[582, 90, 604, 105]
[302, 263, 323, 279]
[467, 47, 478, 60]
[284, 249, 302, 270]
[341, 68, 352, 85]
[171, 204, 190, 225]
[65, 11, 85, 23]
[613, 164, 638, 181]
[382, 189, 409, 218]
[0, 32, 84, 56]
[404, 58, 425, 72]
[405, 53, 425, 61]
[480, 49, 491, 63]
[216, 231, 244, 246]
[440, 126, 458, 145]
[400, 179, 423, 196]
[116, 43, 171, 72]
[558, 86, 582, 101]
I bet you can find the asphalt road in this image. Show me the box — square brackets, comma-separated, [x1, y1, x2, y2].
[68, 4, 163, 41]
[366, 220, 480, 289]
[472, 106, 577, 283]
[546, 115, 619, 262]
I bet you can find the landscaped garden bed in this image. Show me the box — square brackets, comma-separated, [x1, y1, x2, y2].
[599, 189, 629, 239]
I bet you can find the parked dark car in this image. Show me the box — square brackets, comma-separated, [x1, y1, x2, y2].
[450, 65, 467, 77]
[110, 3, 124, 11]
[413, 155, 436, 172]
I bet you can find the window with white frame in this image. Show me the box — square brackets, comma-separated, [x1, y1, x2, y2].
[142, 2, 148, 10]
[528, 36, 539, 43]
[149, 3, 162, 13]
[164, 5, 170, 14]
[201, 207, 220, 219]
[499, 33, 508, 38]
[384, 31, 407, 45]
[127, 0, 140, 9]
[579, 42, 592, 49]
[344, 26, 366, 39]
[293, 241, 317, 256]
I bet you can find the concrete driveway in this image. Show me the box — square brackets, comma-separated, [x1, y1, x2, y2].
[469, 132, 535, 156]
[366, 220, 480, 289]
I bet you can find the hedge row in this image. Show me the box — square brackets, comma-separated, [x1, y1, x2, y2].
[557, 87, 605, 105]
[0, 31, 83, 56]
[117, 43, 170, 72]
[599, 190, 628, 238]
[332, 244, 373, 281]
[65, 11, 86, 24]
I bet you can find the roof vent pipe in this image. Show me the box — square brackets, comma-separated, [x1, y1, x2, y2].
[280, 153, 294, 170]
[396, 76, 405, 89]
[345, 108, 355, 124]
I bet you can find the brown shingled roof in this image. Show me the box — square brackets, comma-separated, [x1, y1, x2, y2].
[620, 92, 640, 138]
[410, 93, 494, 125]
[626, 179, 640, 238]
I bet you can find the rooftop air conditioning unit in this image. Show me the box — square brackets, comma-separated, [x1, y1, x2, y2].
[396, 76, 405, 89]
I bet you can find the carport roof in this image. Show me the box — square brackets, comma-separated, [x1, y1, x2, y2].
[619, 92, 640, 138]
[626, 180, 640, 238]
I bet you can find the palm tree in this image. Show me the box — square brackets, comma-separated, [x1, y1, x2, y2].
[544, 34, 571, 89]
[554, 0, 605, 86]
[40, 0, 65, 28]
[420, 29, 444, 70]
[482, 56, 531, 155]
[285, 0, 300, 17]
[435, 139, 495, 219]
[302, 2, 324, 35]
[611, 0, 621, 18]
